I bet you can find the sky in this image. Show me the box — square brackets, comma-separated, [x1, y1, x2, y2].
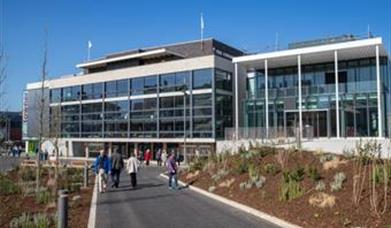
[1, 0, 391, 111]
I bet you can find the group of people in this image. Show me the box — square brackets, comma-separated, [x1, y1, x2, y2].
[8, 145, 22, 157]
[94, 147, 179, 193]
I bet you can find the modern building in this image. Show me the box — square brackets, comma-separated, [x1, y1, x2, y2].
[0, 111, 22, 142]
[23, 35, 391, 158]
[232, 36, 390, 142]
[23, 39, 242, 158]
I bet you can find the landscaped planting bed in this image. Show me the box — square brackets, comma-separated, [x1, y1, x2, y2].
[0, 166, 94, 228]
[180, 142, 391, 227]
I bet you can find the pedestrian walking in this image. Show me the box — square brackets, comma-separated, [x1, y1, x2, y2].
[144, 149, 152, 166]
[161, 149, 168, 167]
[167, 153, 178, 190]
[126, 152, 140, 188]
[95, 150, 111, 193]
[110, 148, 124, 188]
[156, 148, 162, 166]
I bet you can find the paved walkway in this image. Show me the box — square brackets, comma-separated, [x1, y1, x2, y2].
[95, 166, 279, 228]
[0, 156, 21, 172]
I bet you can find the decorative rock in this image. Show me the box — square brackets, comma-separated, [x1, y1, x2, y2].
[208, 186, 216, 193]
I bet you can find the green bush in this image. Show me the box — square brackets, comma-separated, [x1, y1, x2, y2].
[33, 213, 51, 228]
[10, 213, 34, 228]
[232, 157, 248, 175]
[374, 164, 391, 184]
[0, 174, 19, 195]
[279, 171, 304, 201]
[315, 181, 326, 191]
[330, 172, 346, 192]
[263, 163, 280, 176]
[307, 166, 321, 182]
[18, 167, 36, 182]
[10, 213, 52, 228]
[289, 167, 305, 182]
[189, 158, 207, 172]
[35, 190, 53, 204]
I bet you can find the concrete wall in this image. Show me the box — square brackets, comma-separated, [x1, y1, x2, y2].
[216, 138, 391, 158]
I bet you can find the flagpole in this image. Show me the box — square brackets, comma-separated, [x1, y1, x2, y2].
[200, 13, 204, 50]
[87, 40, 92, 61]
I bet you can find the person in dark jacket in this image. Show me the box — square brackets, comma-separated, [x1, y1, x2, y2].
[95, 150, 111, 193]
[110, 148, 124, 188]
[167, 153, 178, 190]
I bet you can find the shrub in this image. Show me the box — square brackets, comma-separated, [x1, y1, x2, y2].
[0, 174, 19, 195]
[211, 169, 229, 182]
[263, 163, 280, 176]
[279, 174, 304, 201]
[33, 213, 51, 228]
[10, 213, 52, 228]
[315, 181, 326, 191]
[373, 164, 391, 184]
[255, 176, 266, 189]
[18, 167, 36, 182]
[232, 157, 248, 175]
[330, 172, 346, 192]
[10, 213, 33, 228]
[279, 170, 305, 201]
[308, 192, 336, 208]
[307, 166, 321, 182]
[189, 158, 207, 172]
[289, 167, 305, 182]
[319, 154, 336, 163]
[35, 190, 53, 204]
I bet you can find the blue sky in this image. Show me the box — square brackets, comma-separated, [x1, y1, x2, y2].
[2, 0, 391, 111]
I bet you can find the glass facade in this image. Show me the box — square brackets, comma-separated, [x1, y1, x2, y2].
[49, 68, 233, 139]
[244, 57, 389, 137]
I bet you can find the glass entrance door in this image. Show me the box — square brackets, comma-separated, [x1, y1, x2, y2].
[285, 110, 329, 138]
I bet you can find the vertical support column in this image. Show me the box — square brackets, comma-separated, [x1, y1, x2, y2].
[376, 45, 383, 138]
[156, 75, 160, 138]
[297, 55, 303, 142]
[334, 50, 340, 138]
[264, 59, 269, 139]
[234, 63, 239, 140]
[108, 142, 112, 157]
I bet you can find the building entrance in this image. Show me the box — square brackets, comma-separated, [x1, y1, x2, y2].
[284, 109, 329, 138]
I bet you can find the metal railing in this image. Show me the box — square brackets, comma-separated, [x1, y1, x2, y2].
[224, 126, 314, 143]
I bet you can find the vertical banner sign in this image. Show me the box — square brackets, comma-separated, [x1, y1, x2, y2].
[22, 91, 28, 138]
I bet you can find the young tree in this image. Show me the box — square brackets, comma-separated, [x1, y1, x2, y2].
[0, 43, 7, 153]
[35, 31, 48, 193]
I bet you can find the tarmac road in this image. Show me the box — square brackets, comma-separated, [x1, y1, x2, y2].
[95, 166, 280, 228]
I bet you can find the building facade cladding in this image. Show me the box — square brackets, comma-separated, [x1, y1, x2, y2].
[49, 67, 234, 140]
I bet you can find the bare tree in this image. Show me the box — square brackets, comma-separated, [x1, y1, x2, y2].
[0, 43, 7, 152]
[35, 31, 48, 193]
[48, 104, 61, 194]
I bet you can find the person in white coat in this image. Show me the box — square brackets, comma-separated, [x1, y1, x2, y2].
[126, 151, 140, 188]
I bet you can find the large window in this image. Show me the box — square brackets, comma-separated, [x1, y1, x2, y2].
[215, 69, 232, 91]
[62, 86, 81, 102]
[193, 69, 212, 89]
[105, 79, 128, 98]
[130, 76, 157, 95]
[50, 89, 62, 103]
[82, 83, 103, 100]
[160, 71, 190, 93]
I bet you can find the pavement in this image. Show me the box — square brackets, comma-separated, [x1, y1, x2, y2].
[0, 156, 22, 172]
[95, 166, 280, 228]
